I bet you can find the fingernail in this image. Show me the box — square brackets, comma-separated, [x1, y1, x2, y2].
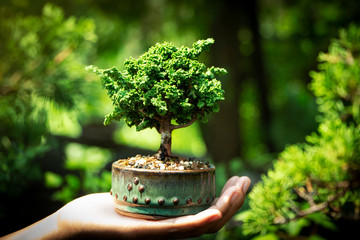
[230, 190, 241, 204]
[242, 179, 250, 193]
[208, 213, 221, 223]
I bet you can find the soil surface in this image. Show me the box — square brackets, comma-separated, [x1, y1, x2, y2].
[115, 154, 214, 170]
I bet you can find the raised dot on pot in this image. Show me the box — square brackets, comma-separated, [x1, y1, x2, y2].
[206, 196, 210, 203]
[197, 198, 202, 204]
[158, 198, 165, 206]
[110, 190, 112, 196]
[133, 177, 140, 185]
[123, 195, 127, 201]
[133, 197, 138, 203]
[138, 185, 145, 193]
[115, 193, 118, 199]
[186, 198, 192, 204]
[173, 198, 180, 205]
[145, 198, 151, 205]
[127, 183, 133, 191]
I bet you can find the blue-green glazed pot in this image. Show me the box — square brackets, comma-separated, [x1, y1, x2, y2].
[111, 160, 216, 219]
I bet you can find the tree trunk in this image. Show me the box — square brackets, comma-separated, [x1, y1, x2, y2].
[158, 130, 172, 160]
[156, 120, 172, 160]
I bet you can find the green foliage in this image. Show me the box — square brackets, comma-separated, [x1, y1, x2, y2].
[87, 38, 226, 131]
[46, 144, 112, 203]
[0, 3, 96, 196]
[310, 24, 360, 125]
[239, 24, 360, 237]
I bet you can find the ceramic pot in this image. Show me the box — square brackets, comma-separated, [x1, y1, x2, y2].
[111, 160, 216, 219]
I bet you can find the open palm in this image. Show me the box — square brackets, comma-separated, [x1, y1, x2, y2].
[3, 176, 250, 240]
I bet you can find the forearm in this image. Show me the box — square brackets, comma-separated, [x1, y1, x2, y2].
[1, 212, 60, 240]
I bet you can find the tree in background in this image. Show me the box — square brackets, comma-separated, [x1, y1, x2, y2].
[239, 24, 360, 240]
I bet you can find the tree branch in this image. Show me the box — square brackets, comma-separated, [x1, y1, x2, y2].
[171, 117, 197, 130]
[275, 184, 350, 225]
[294, 186, 316, 207]
[295, 188, 348, 217]
[139, 108, 161, 121]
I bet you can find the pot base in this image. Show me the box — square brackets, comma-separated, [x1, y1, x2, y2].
[115, 208, 168, 220]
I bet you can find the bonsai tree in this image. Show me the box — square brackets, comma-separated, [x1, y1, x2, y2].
[87, 38, 227, 160]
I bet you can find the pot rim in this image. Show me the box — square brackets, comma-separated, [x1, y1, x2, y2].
[112, 161, 215, 174]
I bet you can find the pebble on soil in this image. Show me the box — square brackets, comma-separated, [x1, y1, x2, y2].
[114, 154, 213, 170]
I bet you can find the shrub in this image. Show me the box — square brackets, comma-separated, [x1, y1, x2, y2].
[238, 24, 360, 238]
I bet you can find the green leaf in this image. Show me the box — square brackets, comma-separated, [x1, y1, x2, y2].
[197, 101, 205, 108]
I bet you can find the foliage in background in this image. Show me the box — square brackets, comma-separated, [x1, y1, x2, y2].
[238, 24, 360, 239]
[0, 3, 97, 196]
[45, 144, 112, 203]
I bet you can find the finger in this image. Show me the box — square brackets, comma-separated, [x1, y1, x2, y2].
[208, 176, 250, 233]
[220, 176, 242, 195]
[213, 176, 245, 205]
[128, 208, 222, 239]
[152, 176, 244, 237]
[204, 185, 241, 232]
[209, 176, 249, 214]
[164, 208, 222, 238]
[195, 176, 249, 234]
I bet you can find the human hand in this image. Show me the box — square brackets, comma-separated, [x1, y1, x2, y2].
[3, 176, 250, 240]
[55, 176, 250, 239]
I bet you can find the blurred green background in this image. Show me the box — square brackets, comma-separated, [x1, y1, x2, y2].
[0, 0, 359, 239]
